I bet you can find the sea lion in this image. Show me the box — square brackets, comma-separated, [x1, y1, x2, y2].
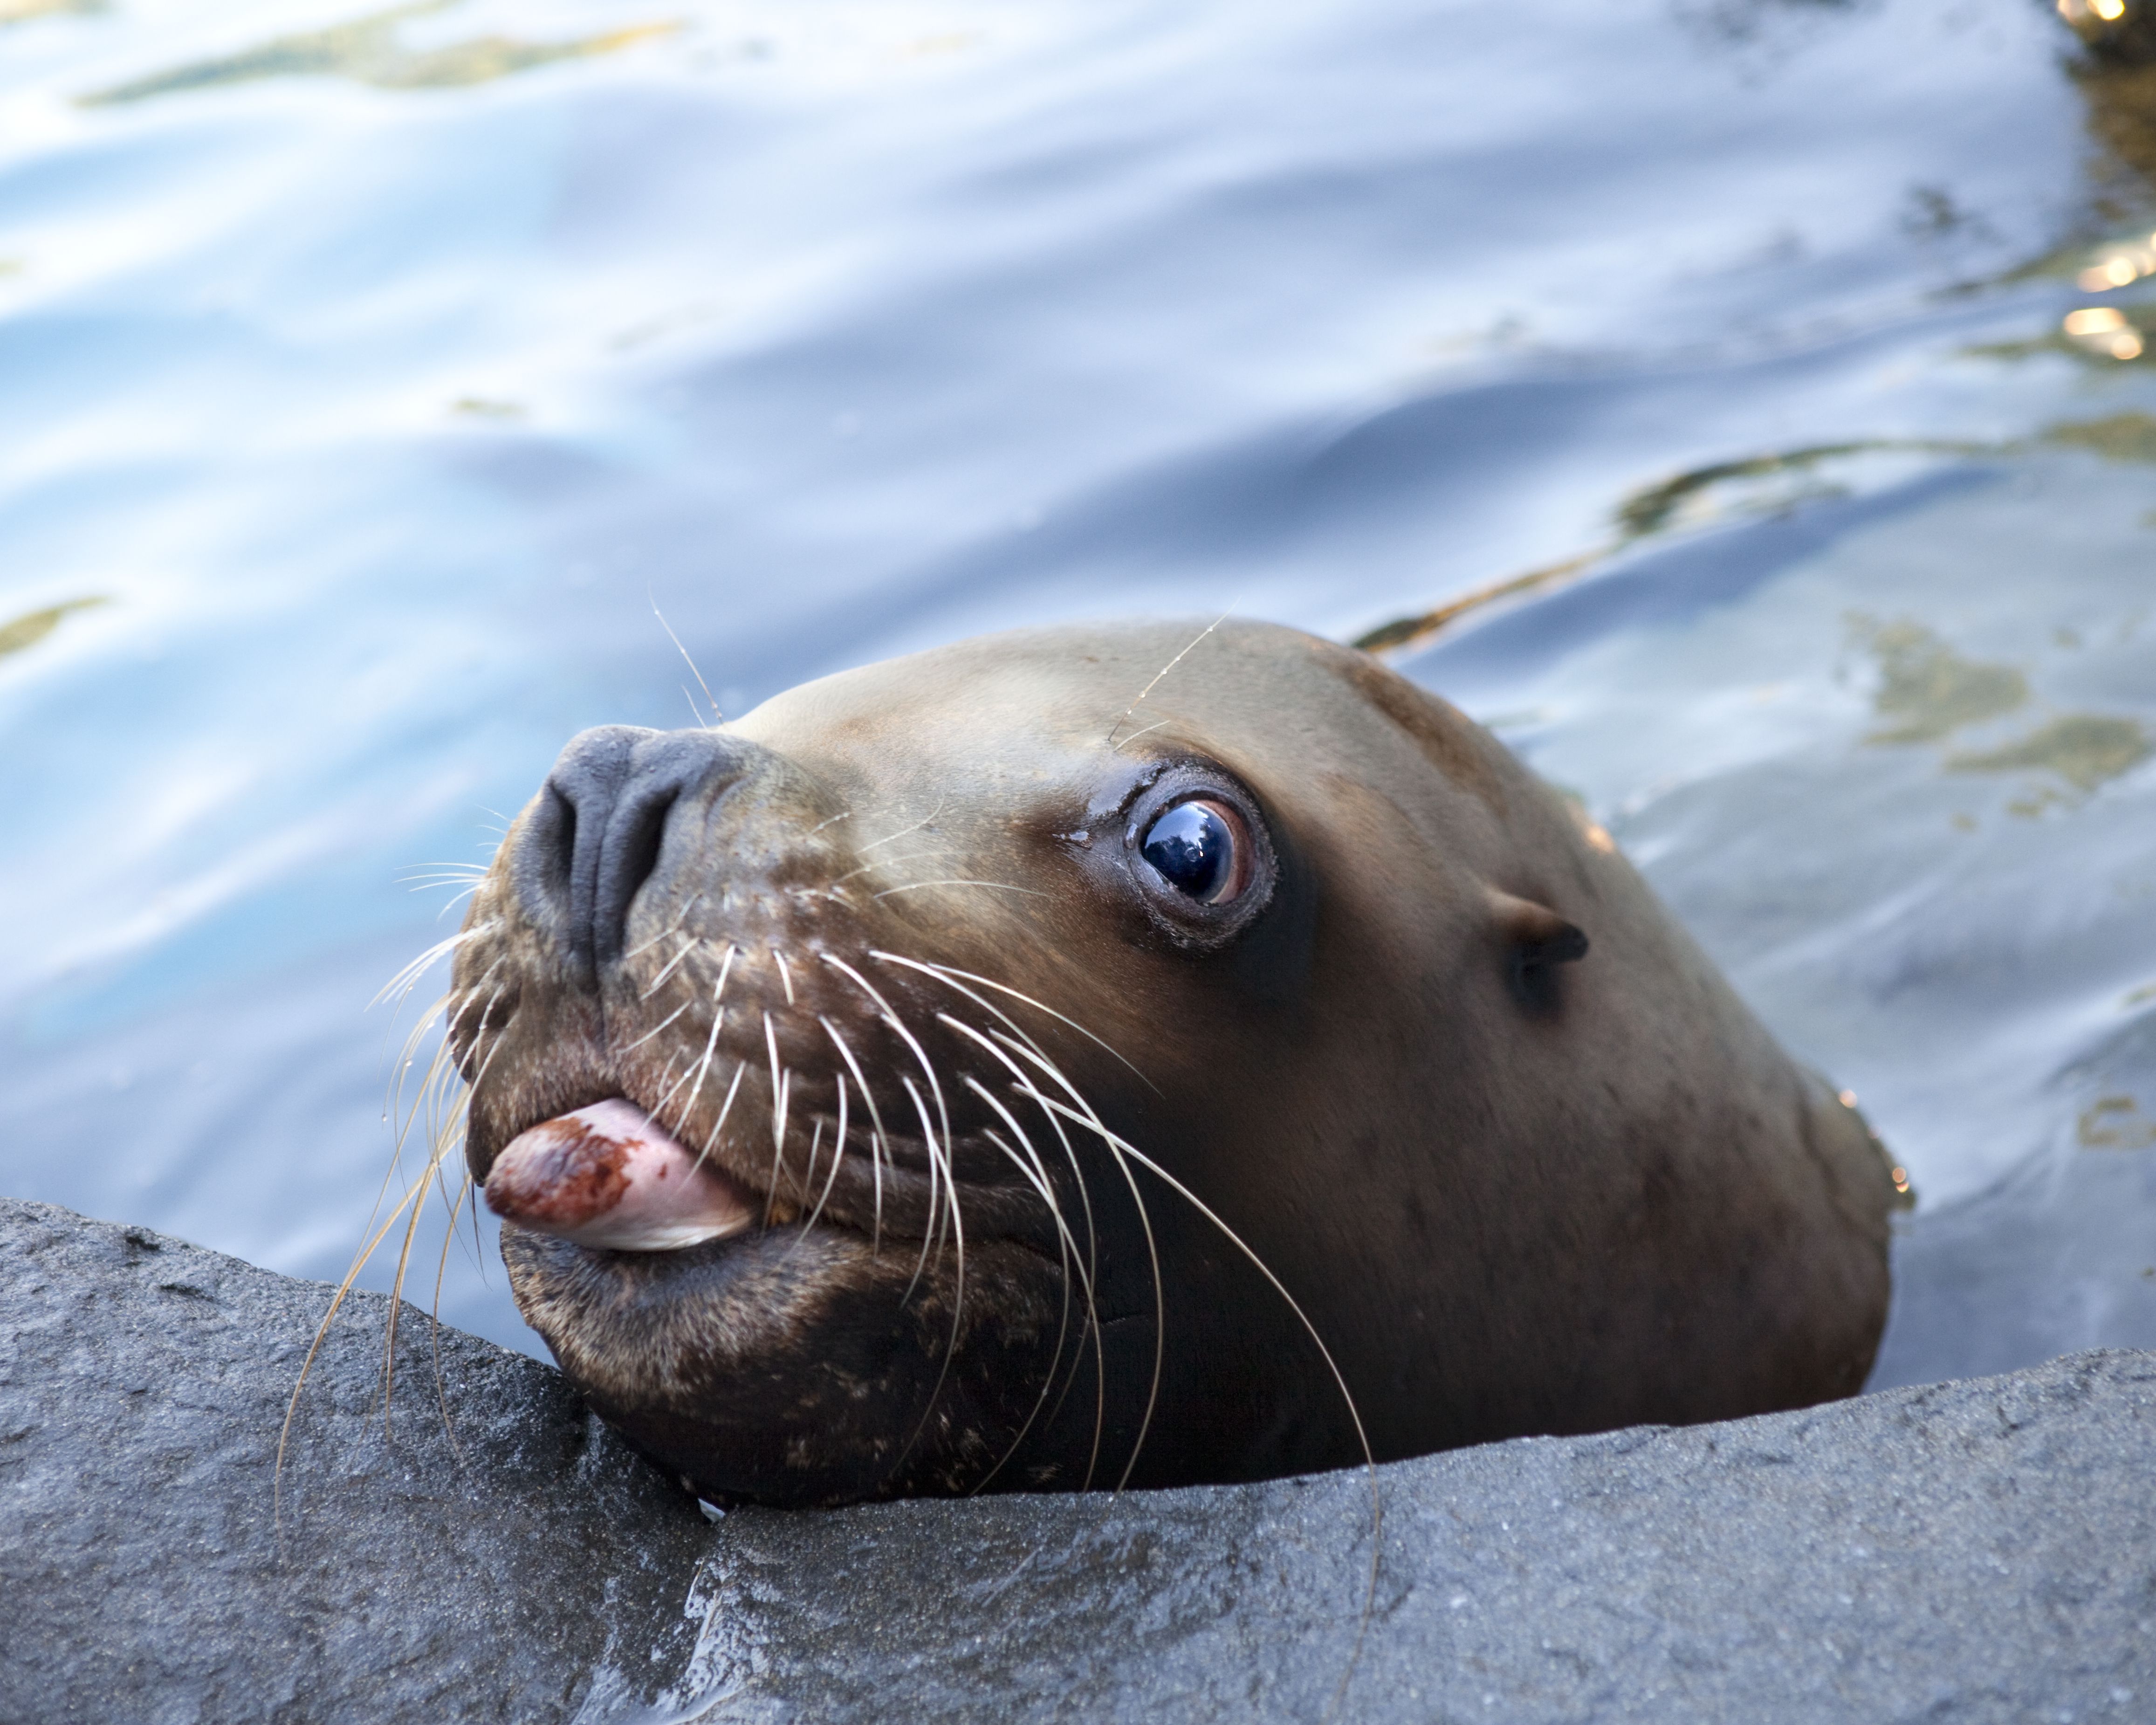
[444, 618, 1902, 1508]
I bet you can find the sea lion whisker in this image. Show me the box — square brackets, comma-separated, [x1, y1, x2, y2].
[871, 952, 1156, 1094]
[816, 951, 956, 1222]
[277, 1159, 436, 1549]
[904, 964, 1112, 1345]
[402, 967, 501, 1149]
[790, 1073, 850, 1247]
[870, 879, 1051, 900]
[890, 1069, 968, 1481]
[940, 1013, 1110, 1483]
[969, 1120, 1083, 1492]
[402, 874, 486, 895]
[893, 1071, 948, 1303]
[826, 848, 945, 891]
[927, 986, 1117, 1477]
[855, 793, 947, 854]
[798, 1116, 824, 1215]
[762, 1012, 791, 1224]
[640, 931, 697, 998]
[647, 1042, 699, 1123]
[772, 948, 796, 1004]
[664, 939, 739, 1122]
[659, 965, 732, 1133]
[289, 993, 515, 1533]
[385, 1078, 491, 1425]
[690, 1059, 748, 1176]
[382, 991, 453, 1142]
[983, 1032, 1160, 1491]
[618, 998, 692, 1054]
[426, 1170, 475, 1473]
[820, 1018, 888, 1253]
[648, 593, 723, 726]
[371, 926, 489, 1010]
[1105, 607, 1229, 749]
[621, 896, 702, 964]
[959, 1091, 1097, 1494]
[380, 993, 478, 1232]
[901, 975, 1102, 1276]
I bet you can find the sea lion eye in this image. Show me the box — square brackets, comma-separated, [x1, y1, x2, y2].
[1140, 799, 1251, 904]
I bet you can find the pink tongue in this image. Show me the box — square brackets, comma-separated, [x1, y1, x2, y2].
[483, 1098, 757, 1252]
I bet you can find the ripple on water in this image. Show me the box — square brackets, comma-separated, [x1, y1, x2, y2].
[0, 0, 2150, 1384]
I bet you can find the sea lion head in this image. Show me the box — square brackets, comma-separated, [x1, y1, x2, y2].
[447, 619, 1896, 1506]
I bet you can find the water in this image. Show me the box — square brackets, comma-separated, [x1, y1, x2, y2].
[1, 0, 2150, 1382]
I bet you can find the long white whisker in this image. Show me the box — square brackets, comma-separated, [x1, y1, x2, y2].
[794, 1075, 849, 1242]
[820, 953, 958, 1285]
[661, 954, 734, 1134]
[650, 593, 723, 725]
[1105, 608, 1231, 749]
[763, 1013, 792, 1223]
[989, 1036, 1162, 1493]
[618, 998, 692, 1053]
[871, 951, 1156, 1093]
[641, 931, 697, 998]
[856, 793, 946, 854]
[941, 1012, 1107, 1480]
[963, 1092, 1093, 1493]
[821, 1019, 888, 1253]
[692, 1060, 748, 1175]
[895, 1072, 952, 1304]
[622, 896, 702, 964]
[871, 880, 1051, 900]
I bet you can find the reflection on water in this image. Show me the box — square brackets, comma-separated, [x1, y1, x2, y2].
[1, 0, 2152, 1400]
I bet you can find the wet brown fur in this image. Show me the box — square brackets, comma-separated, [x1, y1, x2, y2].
[444, 618, 1899, 1506]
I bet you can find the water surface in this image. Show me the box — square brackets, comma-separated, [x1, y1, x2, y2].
[1, 0, 2150, 1381]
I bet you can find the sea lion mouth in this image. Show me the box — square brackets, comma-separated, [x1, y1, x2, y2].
[478, 1084, 1044, 1259]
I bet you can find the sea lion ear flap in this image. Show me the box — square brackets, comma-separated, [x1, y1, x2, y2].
[1486, 888, 1589, 1015]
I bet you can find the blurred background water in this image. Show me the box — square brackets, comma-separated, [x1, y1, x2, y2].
[1, 0, 2150, 1383]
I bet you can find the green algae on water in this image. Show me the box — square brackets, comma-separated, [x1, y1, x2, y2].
[80, 2, 674, 106]
[0, 597, 109, 660]
[1948, 714, 2153, 792]
[1, 0, 104, 26]
[1848, 615, 2029, 744]
[2043, 411, 2156, 463]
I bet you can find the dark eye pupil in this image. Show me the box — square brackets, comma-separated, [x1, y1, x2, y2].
[1142, 802, 1233, 901]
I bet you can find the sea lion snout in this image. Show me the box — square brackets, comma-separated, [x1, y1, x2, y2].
[514, 724, 768, 980]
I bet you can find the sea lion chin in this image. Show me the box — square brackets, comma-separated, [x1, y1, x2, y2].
[443, 618, 1903, 1509]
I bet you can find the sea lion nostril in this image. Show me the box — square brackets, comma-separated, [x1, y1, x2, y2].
[515, 724, 754, 980]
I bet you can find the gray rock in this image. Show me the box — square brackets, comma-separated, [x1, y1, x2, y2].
[690, 1353, 2156, 1725]
[5, 1195, 2152, 1724]
[0, 1196, 712, 1725]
